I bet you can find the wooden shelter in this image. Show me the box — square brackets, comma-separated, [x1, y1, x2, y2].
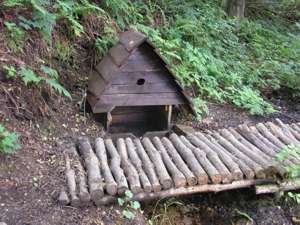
[87, 30, 195, 133]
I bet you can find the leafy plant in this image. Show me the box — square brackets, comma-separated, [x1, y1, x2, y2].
[4, 21, 26, 51]
[0, 124, 21, 154]
[5, 65, 71, 98]
[277, 144, 300, 178]
[95, 25, 118, 57]
[54, 40, 74, 63]
[193, 97, 209, 119]
[276, 144, 300, 204]
[3, 0, 25, 7]
[19, 67, 43, 85]
[3, 65, 17, 79]
[231, 87, 276, 115]
[118, 190, 141, 220]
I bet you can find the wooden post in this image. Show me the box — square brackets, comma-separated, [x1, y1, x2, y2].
[167, 105, 172, 130]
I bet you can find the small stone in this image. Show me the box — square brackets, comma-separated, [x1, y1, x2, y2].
[292, 217, 300, 224]
[235, 218, 254, 225]
[0, 222, 8, 225]
[58, 189, 70, 206]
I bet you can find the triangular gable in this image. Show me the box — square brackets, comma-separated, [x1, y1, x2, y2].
[88, 30, 196, 115]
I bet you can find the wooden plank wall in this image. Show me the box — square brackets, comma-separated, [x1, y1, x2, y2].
[99, 43, 185, 107]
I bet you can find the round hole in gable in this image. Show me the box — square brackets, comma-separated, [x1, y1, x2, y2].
[136, 78, 145, 85]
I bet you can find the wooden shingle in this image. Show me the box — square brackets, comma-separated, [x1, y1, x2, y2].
[108, 44, 130, 66]
[119, 30, 146, 51]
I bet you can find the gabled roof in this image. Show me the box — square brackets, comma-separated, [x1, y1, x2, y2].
[88, 30, 196, 115]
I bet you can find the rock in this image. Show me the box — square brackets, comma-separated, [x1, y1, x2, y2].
[173, 124, 195, 135]
[0, 222, 8, 225]
[289, 205, 300, 224]
[289, 205, 300, 218]
[235, 218, 255, 225]
[292, 217, 300, 224]
[58, 189, 70, 206]
[182, 215, 193, 225]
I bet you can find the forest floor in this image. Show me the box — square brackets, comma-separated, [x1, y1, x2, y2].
[1, 77, 300, 225]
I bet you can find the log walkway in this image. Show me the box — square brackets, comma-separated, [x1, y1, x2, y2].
[58, 120, 300, 206]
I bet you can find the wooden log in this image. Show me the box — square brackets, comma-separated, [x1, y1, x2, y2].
[142, 137, 172, 189]
[78, 137, 104, 206]
[66, 143, 91, 205]
[193, 132, 243, 181]
[288, 124, 300, 142]
[229, 127, 288, 175]
[237, 124, 285, 162]
[152, 137, 186, 188]
[219, 128, 276, 176]
[58, 187, 70, 206]
[104, 139, 128, 195]
[291, 124, 300, 133]
[211, 132, 265, 179]
[134, 138, 161, 192]
[205, 133, 256, 180]
[117, 138, 142, 194]
[94, 138, 118, 196]
[266, 122, 296, 145]
[229, 127, 276, 157]
[161, 137, 200, 185]
[97, 179, 274, 205]
[255, 178, 300, 194]
[221, 127, 285, 176]
[275, 119, 300, 144]
[64, 153, 80, 207]
[238, 124, 289, 164]
[238, 124, 298, 165]
[125, 138, 152, 193]
[255, 123, 285, 151]
[186, 134, 233, 184]
[179, 135, 222, 184]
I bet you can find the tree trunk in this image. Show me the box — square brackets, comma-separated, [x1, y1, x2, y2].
[222, 0, 245, 20]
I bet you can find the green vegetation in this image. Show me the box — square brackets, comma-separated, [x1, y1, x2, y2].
[117, 190, 141, 220]
[3, 64, 71, 98]
[1, 0, 300, 116]
[277, 144, 300, 204]
[0, 124, 20, 154]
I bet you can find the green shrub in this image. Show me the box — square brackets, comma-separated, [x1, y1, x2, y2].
[0, 124, 20, 154]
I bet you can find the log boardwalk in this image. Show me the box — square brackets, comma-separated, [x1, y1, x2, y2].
[59, 120, 300, 206]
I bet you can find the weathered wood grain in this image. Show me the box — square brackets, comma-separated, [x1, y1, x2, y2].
[126, 138, 152, 193]
[142, 137, 173, 189]
[78, 137, 104, 206]
[153, 137, 186, 188]
[161, 137, 199, 185]
[179, 135, 222, 184]
[94, 138, 118, 196]
[134, 138, 161, 192]
[117, 138, 142, 193]
[105, 139, 129, 195]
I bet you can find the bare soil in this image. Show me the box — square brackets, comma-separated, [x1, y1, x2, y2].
[0, 77, 300, 225]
